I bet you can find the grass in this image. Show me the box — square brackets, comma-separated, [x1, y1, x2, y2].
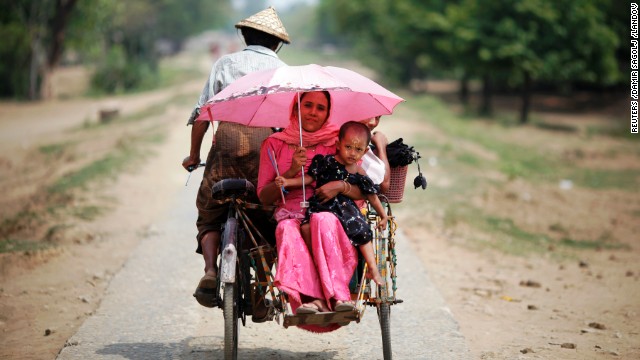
[76, 93, 194, 131]
[1, 122, 168, 253]
[157, 62, 203, 88]
[38, 142, 73, 157]
[397, 90, 637, 259]
[70, 206, 105, 221]
[48, 129, 165, 195]
[2, 53, 193, 253]
[0, 238, 51, 253]
[409, 94, 640, 190]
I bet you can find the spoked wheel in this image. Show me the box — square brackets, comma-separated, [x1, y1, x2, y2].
[223, 283, 238, 360]
[377, 303, 392, 360]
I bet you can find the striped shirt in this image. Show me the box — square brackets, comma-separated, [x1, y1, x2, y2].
[187, 45, 286, 125]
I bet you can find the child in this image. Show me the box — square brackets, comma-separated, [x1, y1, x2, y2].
[360, 116, 391, 194]
[275, 121, 388, 286]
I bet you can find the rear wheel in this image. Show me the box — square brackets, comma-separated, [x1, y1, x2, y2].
[376, 212, 392, 360]
[223, 283, 238, 360]
[378, 303, 392, 359]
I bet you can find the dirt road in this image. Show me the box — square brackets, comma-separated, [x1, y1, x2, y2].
[55, 149, 470, 358]
[1, 51, 639, 360]
[0, 63, 470, 359]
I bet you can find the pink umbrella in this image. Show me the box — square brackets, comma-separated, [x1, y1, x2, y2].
[196, 64, 404, 207]
[196, 64, 404, 127]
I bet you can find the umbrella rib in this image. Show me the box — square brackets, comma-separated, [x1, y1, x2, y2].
[246, 95, 269, 126]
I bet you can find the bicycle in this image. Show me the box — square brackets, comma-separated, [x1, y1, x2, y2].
[205, 177, 401, 360]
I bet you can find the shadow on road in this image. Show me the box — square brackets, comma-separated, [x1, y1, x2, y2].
[96, 337, 340, 359]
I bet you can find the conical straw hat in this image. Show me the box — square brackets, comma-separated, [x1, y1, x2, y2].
[235, 6, 290, 44]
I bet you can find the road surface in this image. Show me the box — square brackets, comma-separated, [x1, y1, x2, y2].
[56, 128, 470, 359]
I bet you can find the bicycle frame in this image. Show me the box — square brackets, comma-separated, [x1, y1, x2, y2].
[210, 179, 401, 360]
[220, 216, 238, 283]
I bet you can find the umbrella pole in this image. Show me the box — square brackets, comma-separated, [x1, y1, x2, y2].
[297, 92, 309, 208]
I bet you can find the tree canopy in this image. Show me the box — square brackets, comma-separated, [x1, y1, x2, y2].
[319, 0, 625, 122]
[0, 0, 233, 99]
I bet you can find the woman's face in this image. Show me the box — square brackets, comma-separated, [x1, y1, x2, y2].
[360, 116, 380, 131]
[298, 92, 329, 133]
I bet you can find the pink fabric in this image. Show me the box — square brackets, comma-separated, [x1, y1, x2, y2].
[197, 64, 405, 127]
[258, 136, 357, 333]
[274, 214, 357, 333]
[257, 137, 335, 214]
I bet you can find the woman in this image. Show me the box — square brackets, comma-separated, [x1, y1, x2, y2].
[257, 91, 361, 332]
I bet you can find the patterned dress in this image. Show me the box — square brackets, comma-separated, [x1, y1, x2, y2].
[305, 154, 379, 246]
[258, 137, 358, 333]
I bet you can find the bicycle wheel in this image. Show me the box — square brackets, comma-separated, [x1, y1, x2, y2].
[223, 283, 238, 360]
[376, 212, 392, 360]
[378, 303, 392, 360]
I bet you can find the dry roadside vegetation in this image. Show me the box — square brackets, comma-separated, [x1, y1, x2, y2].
[385, 86, 640, 359]
[0, 52, 209, 358]
[1, 48, 638, 359]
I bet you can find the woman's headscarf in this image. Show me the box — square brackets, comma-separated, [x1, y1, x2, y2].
[270, 92, 339, 147]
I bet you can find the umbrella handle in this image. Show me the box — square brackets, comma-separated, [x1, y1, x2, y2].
[297, 92, 309, 207]
[300, 166, 309, 208]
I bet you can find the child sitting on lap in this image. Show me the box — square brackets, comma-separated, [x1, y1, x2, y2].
[275, 121, 388, 285]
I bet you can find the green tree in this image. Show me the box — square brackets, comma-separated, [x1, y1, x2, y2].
[0, 0, 79, 99]
[445, 0, 621, 122]
[319, 0, 623, 123]
[0, 0, 233, 98]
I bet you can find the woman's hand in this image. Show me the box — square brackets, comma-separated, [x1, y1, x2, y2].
[284, 147, 307, 178]
[371, 131, 388, 149]
[315, 181, 344, 203]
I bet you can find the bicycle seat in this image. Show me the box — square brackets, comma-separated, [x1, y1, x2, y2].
[211, 179, 256, 200]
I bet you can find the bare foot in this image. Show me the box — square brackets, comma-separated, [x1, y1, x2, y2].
[299, 299, 330, 313]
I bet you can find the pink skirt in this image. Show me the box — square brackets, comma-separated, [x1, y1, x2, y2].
[274, 212, 358, 333]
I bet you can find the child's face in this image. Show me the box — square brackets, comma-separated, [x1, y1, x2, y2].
[336, 129, 369, 165]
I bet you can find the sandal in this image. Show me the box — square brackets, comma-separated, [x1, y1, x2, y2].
[335, 300, 355, 312]
[252, 299, 274, 323]
[296, 303, 319, 314]
[193, 274, 218, 308]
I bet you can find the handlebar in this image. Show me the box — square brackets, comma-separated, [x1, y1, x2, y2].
[187, 162, 206, 172]
[184, 162, 206, 186]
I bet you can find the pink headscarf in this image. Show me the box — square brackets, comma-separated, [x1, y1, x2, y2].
[270, 92, 339, 147]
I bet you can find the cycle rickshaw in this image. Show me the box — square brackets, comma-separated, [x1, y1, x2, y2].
[192, 64, 416, 360]
[205, 168, 406, 360]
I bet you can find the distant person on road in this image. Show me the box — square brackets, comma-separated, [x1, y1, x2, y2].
[181, 7, 290, 322]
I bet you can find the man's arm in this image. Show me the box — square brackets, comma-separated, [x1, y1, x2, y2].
[182, 120, 210, 170]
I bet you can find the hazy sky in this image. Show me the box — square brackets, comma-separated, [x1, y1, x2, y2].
[233, 0, 317, 11]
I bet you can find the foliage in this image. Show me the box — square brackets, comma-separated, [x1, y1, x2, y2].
[0, 14, 31, 97]
[446, 0, 620, 86]
[0, 0, 233, 98]
[0, 0, 58, 98]
[318, 0, 625, 121]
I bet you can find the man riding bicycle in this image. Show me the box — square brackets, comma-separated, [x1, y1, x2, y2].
[182, 7, 290, 322]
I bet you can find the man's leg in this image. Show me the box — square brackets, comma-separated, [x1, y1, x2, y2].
[201, 230, 220, 277]
[194, 230, 220, 308]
